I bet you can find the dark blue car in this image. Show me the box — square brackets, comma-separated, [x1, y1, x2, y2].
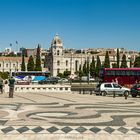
[38, 77, 58, 84]
[130, 84, 140, 97]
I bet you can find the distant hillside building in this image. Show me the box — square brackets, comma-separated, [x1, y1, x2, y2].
[4, 48, 12, 55]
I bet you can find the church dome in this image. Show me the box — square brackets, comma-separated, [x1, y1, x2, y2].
[51, 34, 63, 48]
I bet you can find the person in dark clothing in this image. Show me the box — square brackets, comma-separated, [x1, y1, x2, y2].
[0, 77, 3, 94]
[8, 76, 15, 98]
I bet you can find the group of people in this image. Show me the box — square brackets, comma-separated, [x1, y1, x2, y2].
[112, 78, 118, 84]
[0, 76, 15, 98]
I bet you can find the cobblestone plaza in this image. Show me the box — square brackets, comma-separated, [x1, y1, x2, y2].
[0, 92, 140, 139]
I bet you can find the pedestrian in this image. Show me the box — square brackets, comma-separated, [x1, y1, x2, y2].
[0, 77, 3, 94]
[8, 76, 15, 98]
[3, 79, 8, 94]
[115, 78, 118, 84]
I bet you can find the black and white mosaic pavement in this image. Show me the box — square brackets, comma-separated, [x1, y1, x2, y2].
[0, 125, 140, 134]
[0, 92, 140, 134]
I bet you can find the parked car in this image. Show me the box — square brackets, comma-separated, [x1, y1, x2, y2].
[16, 80, 30, 85]
[130, 84, 140, 97]
[81, 76, 95, 82]
[58, 78, 69, 83]
[95, 82, 130, 96]
[89, 77, 95, 82]
[38, 77, 58, 84]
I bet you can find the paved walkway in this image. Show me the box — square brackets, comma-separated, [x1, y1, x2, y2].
[0, 92, 140, 139]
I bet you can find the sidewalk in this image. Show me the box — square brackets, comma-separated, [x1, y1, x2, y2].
[0, 92, 140, 139]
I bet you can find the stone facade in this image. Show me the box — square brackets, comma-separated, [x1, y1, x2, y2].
[0, 57, 29, 73]
[45, 34, 138, 77]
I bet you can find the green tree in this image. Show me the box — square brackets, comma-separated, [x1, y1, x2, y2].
[0, 72, 9, 79]
[57, 73, 63, 78]
[90, 56, 96, 77]
[87, 58, 90, 76]
[120, 54, 128, 68]
[104, 51, 110, 68]
[63, 70, 71, 78]
[82, 60, 87, 76]
[95, 55, 101, 77]
[117, 48, 120, 68]
[21, 50, 26, 71]
[78, 64, 83, 77]
[78, 64, 83, 84]
[134, 56, 140, 67]
[112, 63, 118, 68]
[34, 44, 42, 71]
[27, 55, 34, 71]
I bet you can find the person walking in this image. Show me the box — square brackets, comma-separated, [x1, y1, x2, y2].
[0, 77, 3, 94]
[8, 76, 15, 98]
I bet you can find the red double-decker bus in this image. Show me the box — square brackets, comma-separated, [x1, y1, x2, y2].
[99, 68, 140, 87]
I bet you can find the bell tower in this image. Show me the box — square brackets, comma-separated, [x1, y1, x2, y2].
[50, 34, 63, 56]
[48, 34, 64, 76]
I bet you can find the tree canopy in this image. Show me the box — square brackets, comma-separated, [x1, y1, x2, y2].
[134, 56, 140, 67]
[95, 55, 101, 77]
[120, 54, 128, 68]
[34, 44, 42, 71]
[82, 60, 87, 76]
[90, 56, 96, 77]
[21, 50, 26, 71]
[104, 51, 110, 68]
[27, 55, 34, 71]
[117, 48, 120, 68]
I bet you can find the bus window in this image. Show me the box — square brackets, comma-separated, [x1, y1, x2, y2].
[126, 71, 130, 76]
[12, 71, 50, 77]
[128, 71, 133, 76]
[117, 70, 126, 76]
[136, 71, 140, 76]
[126, 70, 135, 76]
[106, 70, 115, 76]
[116, 71, 123, 76]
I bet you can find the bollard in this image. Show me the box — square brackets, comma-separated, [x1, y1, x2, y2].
[90, 89, 92, 95]
[124, 92, 128, 100]
[79, 89, 81, 94]
[83, 89, 85, 94]
[113, 91, 115, 98]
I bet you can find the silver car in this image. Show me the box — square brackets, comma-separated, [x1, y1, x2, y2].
[95, 82, 130, 96]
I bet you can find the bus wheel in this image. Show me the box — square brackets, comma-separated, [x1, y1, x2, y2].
[101, 91, 107, 96]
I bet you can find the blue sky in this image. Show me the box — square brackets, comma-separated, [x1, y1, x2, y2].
[0, 0, 140, 51]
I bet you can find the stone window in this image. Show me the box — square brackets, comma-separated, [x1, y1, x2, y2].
[13, 64, 15, 67]
[6, 64, 8, 67]
[57, 50, 60, 55]
[66, 60, 68, 66]
[57, 68, 60, 74]
[0, 64, 1, 67]
[65, 87, 68, 90]
[57, 60, 60, 66]
[75, 60, 79, 72]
